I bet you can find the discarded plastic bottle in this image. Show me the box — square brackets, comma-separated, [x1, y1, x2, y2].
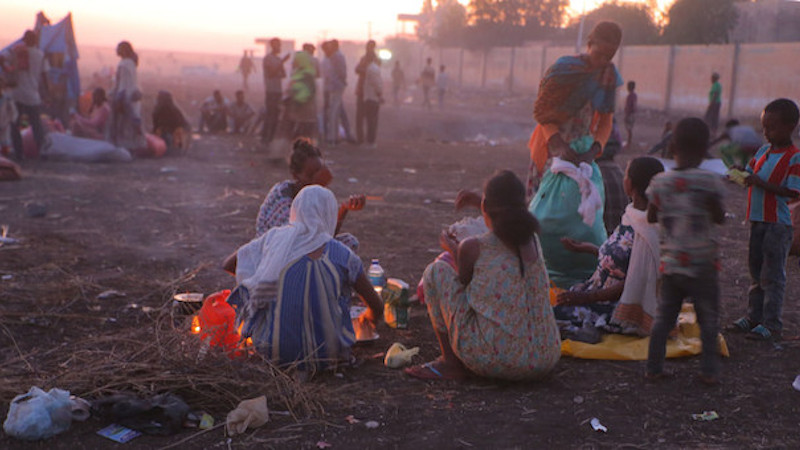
[367, 259, 386, 288]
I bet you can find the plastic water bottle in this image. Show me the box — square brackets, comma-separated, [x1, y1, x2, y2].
[368, 259, 386, 288]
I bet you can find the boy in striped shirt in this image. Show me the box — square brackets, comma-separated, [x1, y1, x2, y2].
[731, 98, 800, 341]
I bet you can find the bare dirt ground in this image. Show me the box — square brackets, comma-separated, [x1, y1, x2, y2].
[2, 85, 800, 449]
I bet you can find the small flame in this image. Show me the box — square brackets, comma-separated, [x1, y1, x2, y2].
[191, 315, 201, 334]
[236, 321, 253, 347]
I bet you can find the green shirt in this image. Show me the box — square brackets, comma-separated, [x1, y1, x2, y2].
[709, 81, 721, 104]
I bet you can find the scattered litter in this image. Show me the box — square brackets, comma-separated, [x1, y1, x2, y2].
[384, 343, 420, 368]
[226, 395, 269, 436]
[97, 424, 141, 443]
[97, 290, 126, 300]
[590, 417, 607, 432]
[25, 203, 47, 218]
[364, 420, 380, 429]
[2, 274, 12, 281]
[159, 166, 178, 173]
[334, 373, 344, 378]
[691, 411, 720, 421]
[4, 387, 74, 440]
[71, 396, 91, 422]
[199, 413, 215, 430]
[573, 395, 584, 404]
[316, 441, 332, 449]
[347, 177, 358, 183]
[465, 134, 510, 147]
[140, 306, 155, 314]
[423, 199, 432, 204]
[93, 393, 189, 435]
[345, 415, 360, 424]
[402, 168, 417, 174]
[793, 375, 800, 391]
[455, 438, 474, 447]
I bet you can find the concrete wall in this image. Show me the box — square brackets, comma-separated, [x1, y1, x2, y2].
[385, 39, 800, 120]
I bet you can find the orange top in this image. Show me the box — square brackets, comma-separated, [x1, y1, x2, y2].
[528, 111, 615, 173]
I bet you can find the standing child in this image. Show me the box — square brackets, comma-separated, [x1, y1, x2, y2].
[645, 117, 726, 385]
[623, 81, 637, 148]
[730, 98, 800, 341]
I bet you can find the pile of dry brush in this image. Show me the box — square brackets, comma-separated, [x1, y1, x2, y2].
[0, 304, 324, 417]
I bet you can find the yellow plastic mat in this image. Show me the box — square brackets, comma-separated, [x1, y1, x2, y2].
[561, 303, 729, 360]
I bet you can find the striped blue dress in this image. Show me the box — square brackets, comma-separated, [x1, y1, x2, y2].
[229, 239, 363, 370]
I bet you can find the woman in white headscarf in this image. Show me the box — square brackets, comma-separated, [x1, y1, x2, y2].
[225, 185, 382, 371]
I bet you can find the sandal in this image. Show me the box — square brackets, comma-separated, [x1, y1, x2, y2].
[404, 361, 465, 381]
[727, 317, 754, 333]
[746, 324, 779, 341]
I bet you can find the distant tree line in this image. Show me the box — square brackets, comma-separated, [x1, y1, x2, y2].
[416, 0, 741, 48]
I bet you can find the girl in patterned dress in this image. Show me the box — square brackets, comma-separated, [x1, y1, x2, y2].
[405, 170, 561, 381]
[553, 157, 664, 340]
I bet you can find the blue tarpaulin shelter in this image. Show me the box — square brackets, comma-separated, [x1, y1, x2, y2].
[1, 12, 80, 104]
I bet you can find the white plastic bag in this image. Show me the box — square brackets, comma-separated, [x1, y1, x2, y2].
[3, 386, 73, 440]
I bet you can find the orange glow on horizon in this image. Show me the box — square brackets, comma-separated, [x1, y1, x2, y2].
[0, 0, 674, 55]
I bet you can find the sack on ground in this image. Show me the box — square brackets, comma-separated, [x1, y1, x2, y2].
[41, 132, 132, 163]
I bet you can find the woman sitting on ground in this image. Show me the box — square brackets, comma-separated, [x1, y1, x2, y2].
[224, 185, 383, 371]
[70, 88, 110, 140]
[152, 90, 191, 155]
[405, 170, 561, 381]
[255, 137, 365, 250]
[553, 156, 664, 340]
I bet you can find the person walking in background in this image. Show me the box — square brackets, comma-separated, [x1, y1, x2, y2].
[436, 65, 449, 110]
[363, 53, 383, 149]
[354, 40, 376, 145]
[322, 39, 347, 147]
[6, 30, 49, 161]
[391, 61, 405, 106]
[419, 57, 435, 110]
[645, 117, 725, 386]
[262, 38, 289, 144]
[730, 99, 800, 342]
[238, 50, 255, 91]
[108, 40, 146, 151]
[623, 80, 637, 148]
[705, 72, 722, 137]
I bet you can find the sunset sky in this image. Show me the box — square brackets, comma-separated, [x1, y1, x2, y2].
[0, 1, 672, 55]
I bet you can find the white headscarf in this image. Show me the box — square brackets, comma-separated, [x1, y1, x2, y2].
[236, 185, 338, 290]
